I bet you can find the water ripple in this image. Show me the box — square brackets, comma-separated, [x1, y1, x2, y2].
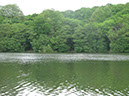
[1, 79, 129, 96]
[0, 53, 129, 63]
[0, 53, 129, 96]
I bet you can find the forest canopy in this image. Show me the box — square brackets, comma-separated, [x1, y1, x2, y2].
[0, 3, 129, 53]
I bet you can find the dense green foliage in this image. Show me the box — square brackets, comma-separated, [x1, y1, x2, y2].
[0, 3, 129, 53]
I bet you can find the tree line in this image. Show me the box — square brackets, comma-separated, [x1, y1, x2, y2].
[0, 3, 129, 53]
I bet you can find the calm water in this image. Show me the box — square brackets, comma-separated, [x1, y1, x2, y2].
[0, 53, 129, 96]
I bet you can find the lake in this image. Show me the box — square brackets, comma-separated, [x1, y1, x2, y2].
[0, 53, 129, 96]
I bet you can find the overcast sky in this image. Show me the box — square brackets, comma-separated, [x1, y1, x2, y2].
[0, 0, 129, 15]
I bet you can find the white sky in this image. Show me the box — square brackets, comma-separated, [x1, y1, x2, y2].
[0, 0, 129, 15]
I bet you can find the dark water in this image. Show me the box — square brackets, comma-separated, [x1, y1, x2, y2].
[0, 53, 129, 96]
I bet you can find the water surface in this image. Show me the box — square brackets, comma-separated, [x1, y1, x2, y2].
[0, 53, 129, 96]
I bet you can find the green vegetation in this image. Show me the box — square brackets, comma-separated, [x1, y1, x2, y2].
[0, 3, 129, 53]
